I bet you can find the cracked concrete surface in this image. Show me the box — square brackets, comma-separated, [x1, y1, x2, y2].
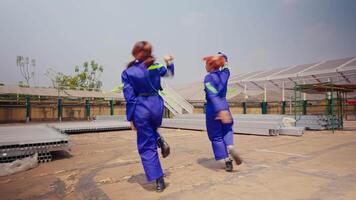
[1, 122, 356, 200]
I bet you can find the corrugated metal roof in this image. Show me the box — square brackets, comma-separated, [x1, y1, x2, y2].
[0, 86, 124, 99]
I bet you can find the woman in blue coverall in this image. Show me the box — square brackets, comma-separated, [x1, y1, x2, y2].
[203, 53, 242, 172]
[121, 41, 174, 192]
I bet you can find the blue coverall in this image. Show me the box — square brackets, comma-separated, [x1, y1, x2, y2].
[121, 60, 174, 182]
[204, 66, 234, 161]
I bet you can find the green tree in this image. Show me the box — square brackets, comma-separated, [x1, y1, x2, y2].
[18, 81, 29, 88]
[16, 56, 36, 87]
[74, 60, 104, 90]
[46, 60, 104, 91]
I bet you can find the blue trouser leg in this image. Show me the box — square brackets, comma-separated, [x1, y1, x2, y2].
[206, 112, 229, 160]
[134, 116, 163, 182]
[222, 122, 234, 146]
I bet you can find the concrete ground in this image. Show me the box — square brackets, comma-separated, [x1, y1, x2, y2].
[1, 122, 356, 200]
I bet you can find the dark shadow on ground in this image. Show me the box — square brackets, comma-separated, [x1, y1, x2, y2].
[127, 171, 171, 192]
[197, 157, 224, 172]
[197, 157, 243, 173]
[51, 150, 73, 161]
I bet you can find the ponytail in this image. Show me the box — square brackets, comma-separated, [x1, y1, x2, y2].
[126, 60, 136, 68]
[127, 41, 154, 68]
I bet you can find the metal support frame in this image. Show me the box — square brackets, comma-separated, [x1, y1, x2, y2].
[303, 100, 308, 115]
[336, 91, 344, 129]
[57, 97, 62, 122]
[85, 98, 90, 120]
[281, 81, 286, 115]
[311, 75, 322, 83]
[293, 84, 303, 123]
[109, 99, 114, 116]
[235, 82, 245, 90]
[261, 102, 268, 114]
[337, 71, 351, 83]
[268, 80, 281, 89]
[293, 81, 349, 132]
[297, 61, 326, 77]
[25, 96, 31, 123]
[281, 101, 286, 114]
[326, 92, 335, 132]
[242, 102, 247, 114]
[251, 81, 264, 91]
[261, 83, 268, 114]
[263, 83, 267, 102]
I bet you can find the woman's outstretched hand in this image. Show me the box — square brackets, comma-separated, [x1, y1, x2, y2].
[216, 110, 232, 124]
[164, 55, 174, 65]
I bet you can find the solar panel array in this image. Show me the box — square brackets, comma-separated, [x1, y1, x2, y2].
[174, 56, 356, 102]
[229, 56, 356, 88]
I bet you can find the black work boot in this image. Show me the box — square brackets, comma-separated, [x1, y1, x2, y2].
[157, 136, 170, 158]
[229, 148, 242, 166]
[156, 176, 166, 192]
[225, 159, 233, 172]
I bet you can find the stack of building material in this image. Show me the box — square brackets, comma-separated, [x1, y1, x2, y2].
[161, 118, 206, 131]
[93, 114, 306, 136]
[95, 115, 127, 122]
[162, 114, 305, 136]
[232, 114, 282, 135]
[279, 127, 305, 136]
[50, 120, 131, 134]
[294, 115, 342, 130]
[295, 115, 326, 130]
[0, 125, 69, 163]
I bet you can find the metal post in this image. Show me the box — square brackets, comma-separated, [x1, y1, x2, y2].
[293, 84, 303, 122]
[303, 89, 307, 115]
[281, 101, 286, 114]
[244, 83, 247, 99]
[327, 92, 332, 115]
[25, 96, 31, 122]
[57, 97, 62, 122]
[262, 84, 267, 114]
[326, 91, 335, 133]
[110, 99, 114, 116]
[243, 84, 248, 114]
[85, 98, 90, 120]
[289, 94, 292, 115]
[330, 91, 335, 133]
[242, 102, 247, 114]
[336, 91, 343, 130]
[340, 91, 344, 129]
[263, 83, 267, 102]
[261, 102, 268, 114]
[281, 82, 286, 114]
[282, 82, 285, 102]
[303, 100, 308, 115]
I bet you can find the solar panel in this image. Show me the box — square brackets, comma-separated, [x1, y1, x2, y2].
[339, 59, 356, 72]
[275, 63, 317, 77]
[302, 57, 354, 74]
[231, 71, 262, 82]
[249, 67, 286, 80]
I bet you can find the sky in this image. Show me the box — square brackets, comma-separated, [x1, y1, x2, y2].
[0, 0, 356, 90]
